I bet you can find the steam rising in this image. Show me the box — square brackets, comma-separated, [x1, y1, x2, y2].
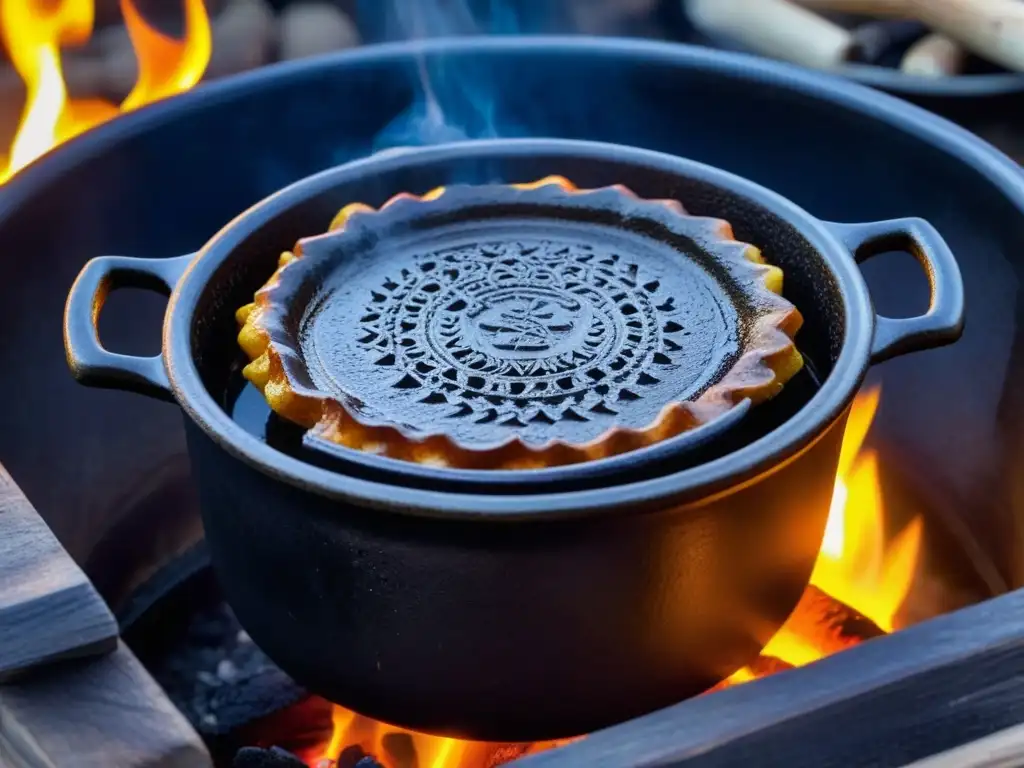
[372, 0, 530, 151]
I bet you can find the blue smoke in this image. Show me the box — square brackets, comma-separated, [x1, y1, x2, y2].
[370, 1, 546, 152]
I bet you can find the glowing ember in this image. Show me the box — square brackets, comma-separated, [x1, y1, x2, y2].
[0, 0, 211, 183]
[302, 386, 923, 767]
[296, 705, 572, 768]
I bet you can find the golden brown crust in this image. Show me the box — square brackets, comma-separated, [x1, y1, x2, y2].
[236, 177, 804, 470]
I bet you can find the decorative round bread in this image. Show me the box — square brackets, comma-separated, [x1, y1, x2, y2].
[236, 177, 803, 470]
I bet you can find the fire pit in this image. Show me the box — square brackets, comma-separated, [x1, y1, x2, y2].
[0, 419, 999, 768]
[1, 28, 1024, 768]
[62, 132, 965, 740]
[53, 392, 988, 768]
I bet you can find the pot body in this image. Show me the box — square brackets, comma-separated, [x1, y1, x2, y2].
[185, 413, 845, 740]
[62, 138, 963, 740]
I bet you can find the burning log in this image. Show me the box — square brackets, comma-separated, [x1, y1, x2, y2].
[708, 584, 884, 695]
[457, 742, 570, 768]
[748, 655, 797, 678]
[706, 656, 796, 694]
[784, 584, 885, 656]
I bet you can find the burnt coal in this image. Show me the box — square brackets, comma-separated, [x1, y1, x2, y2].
[141, 595, 307, 735]
[233, 746, 307, 768]
[336, 745, 375, 768]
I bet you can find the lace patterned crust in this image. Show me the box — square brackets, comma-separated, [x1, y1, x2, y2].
[236, 177, 804, 470]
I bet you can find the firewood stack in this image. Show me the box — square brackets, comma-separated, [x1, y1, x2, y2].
[687, 0, 1024, 77]
[706, 584, 886, 694]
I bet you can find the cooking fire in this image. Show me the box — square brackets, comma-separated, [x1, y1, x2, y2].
[1, 2, 998, 768]
[0, 0, 210, 182]
[228, 387, 924, 768]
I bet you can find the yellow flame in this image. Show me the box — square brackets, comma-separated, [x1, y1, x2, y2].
[319, 709, 469, 768]
[1, 0, 92, 180]
[431, 739, 463, 768]
[758, 386, 923, 673]
[312, 704, 576, 768]
[753, 385, 921, 679]
[323, 705, 355, 762]
[0, 0, 211, 183]
[810, 385, 923, 633]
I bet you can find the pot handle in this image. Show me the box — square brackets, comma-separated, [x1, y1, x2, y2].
[826, 218, 965, 365]
[64, 253, 194, 402]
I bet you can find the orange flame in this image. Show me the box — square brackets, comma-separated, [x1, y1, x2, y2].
[310, 386, 924, 766]
[120, 0, 210, 111]
[0, 0, 211, 182]
[759, 385, 923, 666]
[305, 707, 570, 768]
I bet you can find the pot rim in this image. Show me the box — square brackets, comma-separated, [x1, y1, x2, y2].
[6, 36, 1023, 227]
[164, 138, 874, 520]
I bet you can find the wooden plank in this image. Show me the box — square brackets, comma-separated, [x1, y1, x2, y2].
[0, 640, 213, 768]
[514, 588, 1024, 768]
[0, 462, 118, 679]
[906, 722, 1024, 768]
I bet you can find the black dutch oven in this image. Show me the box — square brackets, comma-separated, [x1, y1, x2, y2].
[63, 139, 964, 741]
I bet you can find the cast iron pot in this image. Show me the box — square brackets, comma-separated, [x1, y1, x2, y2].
[63, 139, 964, 741]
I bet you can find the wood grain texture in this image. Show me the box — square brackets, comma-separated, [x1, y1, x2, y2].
[0, 640, 213, 768]
[906, 721, 1024, 768]
[0, 462, 118, 679]
[514, 588, 1024, 768]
